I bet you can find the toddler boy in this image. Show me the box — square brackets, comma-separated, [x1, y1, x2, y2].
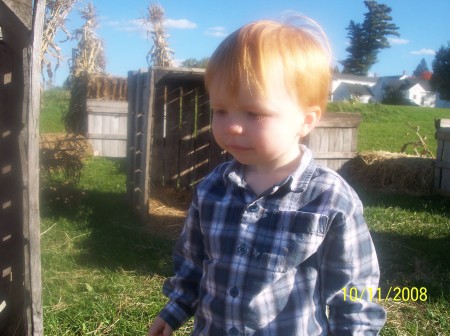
[149, 17, 386, 336]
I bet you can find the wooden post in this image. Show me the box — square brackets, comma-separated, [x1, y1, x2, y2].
[22, 0, 45, 334]
[434, 119, 450, 194]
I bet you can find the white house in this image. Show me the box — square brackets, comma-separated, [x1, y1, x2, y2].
[331, 73, 378, 103]
[331, 73, 439, 107]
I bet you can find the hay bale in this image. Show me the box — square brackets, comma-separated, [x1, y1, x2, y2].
[349, 151, 434, 195]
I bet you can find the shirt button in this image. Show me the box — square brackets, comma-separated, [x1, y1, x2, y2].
[248, 204, 259, 212]
[229, 327, 239, 335]
[229, 287, 239, 298]
[237, 244, 247, 255]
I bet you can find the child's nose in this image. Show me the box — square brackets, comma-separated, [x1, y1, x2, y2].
[224, 115, 244, 135]
[226, 122, 243, 135]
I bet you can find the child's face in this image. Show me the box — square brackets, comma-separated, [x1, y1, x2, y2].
[209, 73, 318, 171]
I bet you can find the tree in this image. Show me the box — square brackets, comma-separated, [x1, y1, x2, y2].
[182, 57, 209, 68]
[413, 58, 430, 78]
[341, 0, 399, 76]
[430, 45, 450, 100]
[381, 85, 408, 105]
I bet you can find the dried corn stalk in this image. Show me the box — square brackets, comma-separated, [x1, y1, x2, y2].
[69, 2, 105, 77]
[41, 0, 78, 87]
[65, 2, 105, 134]
[144, 3, 174, 67]
[400, 124, 435, 158]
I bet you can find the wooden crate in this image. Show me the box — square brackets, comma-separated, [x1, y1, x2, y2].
[304, 112, 362, 173]
[126, 67, 362, 219]
[87, 99, 128, 157]
[434, 119, 450, 194]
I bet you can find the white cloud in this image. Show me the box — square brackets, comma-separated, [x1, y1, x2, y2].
[388, 37, 409, 45]
[165, 19, 197, 29]
[410, 48, 436, 56]
[104, 17, 196, 39]
[106, 18, 146, 33]
[205, 26, 227, 37]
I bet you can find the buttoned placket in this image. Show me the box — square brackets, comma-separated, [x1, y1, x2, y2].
[226, 199, 264, 336]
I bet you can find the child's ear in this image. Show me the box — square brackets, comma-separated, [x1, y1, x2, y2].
[298, 105, 321, 137]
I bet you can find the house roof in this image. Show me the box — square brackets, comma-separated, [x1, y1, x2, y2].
[338, 82, 374, 96]
[383, 77, 432, 92]
[333, 73, 378, 84]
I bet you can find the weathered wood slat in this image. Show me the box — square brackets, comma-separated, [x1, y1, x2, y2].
[87, 101, 128, 114]
[87, 133, 128, 140]
[434, 119, 450, 194]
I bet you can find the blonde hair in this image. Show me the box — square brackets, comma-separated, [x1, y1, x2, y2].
[205, 18, 331, 113]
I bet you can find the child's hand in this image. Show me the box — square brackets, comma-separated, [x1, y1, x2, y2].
[148, 316, 173, 336]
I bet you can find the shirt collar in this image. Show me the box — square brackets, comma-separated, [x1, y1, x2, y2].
[222, 145, 317, 193]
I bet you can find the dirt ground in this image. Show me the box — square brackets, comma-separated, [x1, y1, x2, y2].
[147, 186, 193, 240]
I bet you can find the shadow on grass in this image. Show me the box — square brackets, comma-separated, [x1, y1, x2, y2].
[371, 231, 449, 300]
[41, 184, 175, 277]
[358, 191, 450, 301]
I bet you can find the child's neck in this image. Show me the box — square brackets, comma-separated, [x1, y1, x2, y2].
[244, 153, 302, 196]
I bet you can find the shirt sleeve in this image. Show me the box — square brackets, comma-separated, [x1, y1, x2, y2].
[158, 190, 205, 330]
[320, 197, 386, 335]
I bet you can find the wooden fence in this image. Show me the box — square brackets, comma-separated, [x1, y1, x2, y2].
[87, 99, 128, 157]
[126, 67, 362, 219]
[0, 0, 44, 334]
[434, 119, 450, 194]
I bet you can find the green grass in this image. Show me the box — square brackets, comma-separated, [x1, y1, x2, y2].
[40, 91, 449, 335]
[40, 88, 70, 133]
[41, 159, 175, 335]
[328, 102, 450, 155]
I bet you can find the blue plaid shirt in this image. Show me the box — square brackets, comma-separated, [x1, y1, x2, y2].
[159, 146, 386, 335]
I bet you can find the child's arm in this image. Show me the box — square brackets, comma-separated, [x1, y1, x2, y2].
[321, 200, 386, 334]
[153, 191, 205, 331]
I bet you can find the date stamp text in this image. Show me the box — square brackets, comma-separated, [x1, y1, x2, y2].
[342, 286, 428, 302]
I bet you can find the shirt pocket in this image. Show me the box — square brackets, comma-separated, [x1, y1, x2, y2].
[252, 210, 328, 273]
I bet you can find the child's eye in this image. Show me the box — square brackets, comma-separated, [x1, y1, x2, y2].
[247, 112, 266, 120]
[213, 109, 227, 116]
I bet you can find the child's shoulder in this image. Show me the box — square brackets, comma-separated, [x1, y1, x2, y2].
[308, 163, 362, 205]
[196, 160, 233, 191]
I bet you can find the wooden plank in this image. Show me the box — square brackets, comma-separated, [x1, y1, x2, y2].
[24, 1, 45, 334]
[165, 86, 183, 186]
[194, 87, 213, 185]
[87, 133, 128, 140]
[313, 152, 358, 159]
[317, 112, 362, 127]
[435, 130, 450, 141]
[126, 71, 137, 202]
[86, 99, 128, 114]
[150, 84, 166, 186]
[142, 69, 153, 218]
[177, 86, 197, 187]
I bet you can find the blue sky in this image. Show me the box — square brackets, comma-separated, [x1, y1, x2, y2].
[52, 0, 450, 86]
